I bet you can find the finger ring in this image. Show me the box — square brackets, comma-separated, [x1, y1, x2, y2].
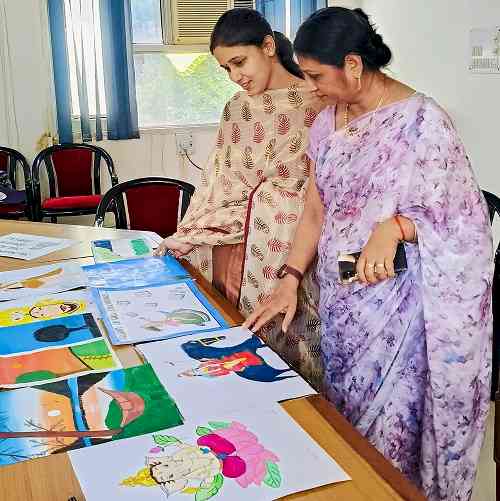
[366, 263, 375, 268]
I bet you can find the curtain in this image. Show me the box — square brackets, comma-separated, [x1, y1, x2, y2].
[255, 0, 286, 33]
[0, 0, 20, 149]
[47, 0, 139, 142]
[290, 0, 327, 39]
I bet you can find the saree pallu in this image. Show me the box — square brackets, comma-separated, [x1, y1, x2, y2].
[308, 94, 493, 500]
[173, 85, 325, 388]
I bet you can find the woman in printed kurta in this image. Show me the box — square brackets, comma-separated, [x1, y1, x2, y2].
[155, 9, 325, 387]
[244, 7, 493, 500]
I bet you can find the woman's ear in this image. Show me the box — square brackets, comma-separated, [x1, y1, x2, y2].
[344, 54, 364, 79]
[262, 34, 276, 57]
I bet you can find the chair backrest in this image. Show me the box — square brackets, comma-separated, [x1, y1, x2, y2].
[483, 190, 500, 225]
[32, 143, 118, 199]
[0, 146, 31, 189]
[95, 177, 195, 238]
[0, 146, 34, 219]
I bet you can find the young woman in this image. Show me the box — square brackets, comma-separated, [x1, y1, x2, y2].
[155, 9, 325, 387]
[244, 7, 493, 500]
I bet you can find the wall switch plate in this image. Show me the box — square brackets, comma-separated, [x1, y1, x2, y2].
[175, 131, 194, 156]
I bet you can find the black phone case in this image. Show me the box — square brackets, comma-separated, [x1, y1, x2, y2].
[338, 242, 408, 283]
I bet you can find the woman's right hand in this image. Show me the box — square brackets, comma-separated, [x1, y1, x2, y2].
[242, 275, 299, 333]
[153, 237, 194, 259]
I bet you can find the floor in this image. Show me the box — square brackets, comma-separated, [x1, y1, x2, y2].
[472, 404, 495, 501]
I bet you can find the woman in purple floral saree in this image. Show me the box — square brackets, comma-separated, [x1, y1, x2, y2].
[245, 7, 493, 501]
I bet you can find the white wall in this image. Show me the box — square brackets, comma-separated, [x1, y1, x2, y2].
[362, 0, 500, 197]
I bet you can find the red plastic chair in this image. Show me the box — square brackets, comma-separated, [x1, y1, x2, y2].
[32, 143, 118, 222]
[0, 146, 35, 220]
[94, 177, 195, 238]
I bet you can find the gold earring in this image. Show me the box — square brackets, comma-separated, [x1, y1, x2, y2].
[356, 75, 362, 92]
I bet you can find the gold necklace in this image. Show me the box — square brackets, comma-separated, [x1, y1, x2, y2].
[344, 77, 388, 137]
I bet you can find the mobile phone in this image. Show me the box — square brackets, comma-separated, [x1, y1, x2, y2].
[338, 242, 408, 284]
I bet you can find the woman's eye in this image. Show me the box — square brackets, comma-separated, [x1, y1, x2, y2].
[234, 59, 245, 67]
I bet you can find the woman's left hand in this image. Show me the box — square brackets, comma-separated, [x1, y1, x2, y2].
[356, 218, 401, 284]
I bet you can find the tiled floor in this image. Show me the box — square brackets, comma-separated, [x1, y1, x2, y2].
[472, 404, 495, 501]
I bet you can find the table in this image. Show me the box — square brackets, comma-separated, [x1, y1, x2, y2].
[0, 220, 425, 501]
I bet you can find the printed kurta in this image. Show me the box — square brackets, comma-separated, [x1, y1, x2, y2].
[173, 85, 325, 387]
[308, 94, 493, 500]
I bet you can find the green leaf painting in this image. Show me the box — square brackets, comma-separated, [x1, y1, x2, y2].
[104, 364, 183, 440]
[195, 474, 224, 501]
[263, 461, 282, 488]
[207, 421, 231, 430]
[195, 426, 212, 437]
[153, 434, 180, 446]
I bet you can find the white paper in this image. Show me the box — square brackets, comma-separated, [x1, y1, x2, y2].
[0, 262, 87, 301]
[137, 327, 315, 420]
[69, 403, 350, 501]
[0, 233, 77, 260]
[98, 282, 223, 344]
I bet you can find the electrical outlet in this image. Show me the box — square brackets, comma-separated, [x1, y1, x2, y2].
[175, 131, 194, 156]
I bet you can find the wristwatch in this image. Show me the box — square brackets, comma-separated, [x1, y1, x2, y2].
[276, 264, 303, 282]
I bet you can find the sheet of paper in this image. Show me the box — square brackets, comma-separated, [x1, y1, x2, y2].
[94, 280, 228, 345]
[0, 262, 87, 302]
[0, 233, 77, 260]
[125, 230, 163, 249]
[0, 335, 120, 388]
[69, 403, 350, 501]
[0, 364, 183, 466]
[83, 256, 189, 289]
[137, 327, 316, 420]
[0, 290, 99, 327]
[0, 313, 102, 356]
[92, 238, 153, 263]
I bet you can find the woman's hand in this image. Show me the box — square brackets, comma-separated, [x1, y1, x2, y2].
[153, 237, 194, 259]
[242, 275, 299, 333]
[357, 218, 402, 284]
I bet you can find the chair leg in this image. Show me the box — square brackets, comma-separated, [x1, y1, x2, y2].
[50, 216, 57, 224]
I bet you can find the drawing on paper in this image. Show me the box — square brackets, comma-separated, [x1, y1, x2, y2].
[83, 256, 189, 289]
[0, 313, 102, 356]
[92, 238, 152, 263]
[0, 262, 87, 301]
[0, 266, 64, 291]
[179, 335, 297, 382]
[95, 281, 228, 345]
[0, 364, 183, 465]
[121, 421, 282, 499]
[0, 297, 86, 327]
[142, 309, 211, 332]
[0, 338, 119, 387]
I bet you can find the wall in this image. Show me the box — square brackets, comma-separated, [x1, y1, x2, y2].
[362, 0, 500, 198]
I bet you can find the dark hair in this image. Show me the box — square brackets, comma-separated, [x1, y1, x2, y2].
[294, 7, 392, 71]
[210, 8, 303, 78]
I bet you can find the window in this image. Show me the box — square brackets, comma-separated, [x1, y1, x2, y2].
[131, 0, 239, 127]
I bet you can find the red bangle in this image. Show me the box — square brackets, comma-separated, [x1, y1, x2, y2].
[394, 215, 407, 241]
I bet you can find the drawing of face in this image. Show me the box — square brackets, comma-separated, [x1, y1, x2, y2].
[146, 446, 220, 495]
[29, 302, 79, 319]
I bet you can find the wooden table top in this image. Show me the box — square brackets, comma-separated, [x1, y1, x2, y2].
[0, 220, 425, 501]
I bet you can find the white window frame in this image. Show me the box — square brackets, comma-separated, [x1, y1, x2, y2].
[133, 0, 225, 130]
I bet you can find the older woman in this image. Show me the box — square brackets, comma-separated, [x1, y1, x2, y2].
[244, 7, 493, 500]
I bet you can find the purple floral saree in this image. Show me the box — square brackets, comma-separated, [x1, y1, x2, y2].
[308, 93, 493, 500]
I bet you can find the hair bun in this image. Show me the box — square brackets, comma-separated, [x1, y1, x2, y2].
[353, 8, 370, 22]
[372, 33, 383, 47]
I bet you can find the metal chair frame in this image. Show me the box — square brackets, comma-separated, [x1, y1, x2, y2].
[32, 143, 118, 222]
[94, 176, 195, 231]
